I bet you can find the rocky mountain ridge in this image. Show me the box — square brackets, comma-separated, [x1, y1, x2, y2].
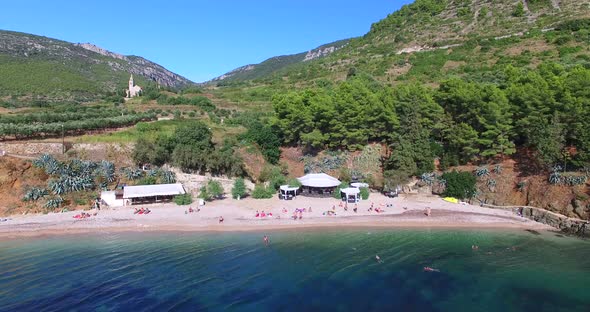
[209, 39, 349, 83]
[0, 30, 194, 99]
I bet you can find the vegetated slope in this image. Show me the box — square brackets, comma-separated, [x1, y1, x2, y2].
[209, 39, 350, 84]
[0, 30, 194, 102]
[211, 0, 589, 91]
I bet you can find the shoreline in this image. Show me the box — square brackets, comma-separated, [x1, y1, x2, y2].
[0, 193, 553, 240]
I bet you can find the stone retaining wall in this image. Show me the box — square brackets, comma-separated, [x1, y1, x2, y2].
[481, 203, 590, 238]
[0, 142, 63, 155]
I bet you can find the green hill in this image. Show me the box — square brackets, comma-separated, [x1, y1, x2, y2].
[210, 0, 589, 92]
[0, 30, 194, 103]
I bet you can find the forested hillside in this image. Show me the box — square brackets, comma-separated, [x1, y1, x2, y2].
[271, 63, 589, 186]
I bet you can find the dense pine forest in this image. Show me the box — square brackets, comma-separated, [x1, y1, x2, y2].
[270, 62, 590, 186]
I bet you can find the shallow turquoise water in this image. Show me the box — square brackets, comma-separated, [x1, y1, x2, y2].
[0, 229, 589, 311]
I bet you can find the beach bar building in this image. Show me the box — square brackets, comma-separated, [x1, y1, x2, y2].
[340, 187, 360, 203]
[101, 183, 186, 207]
[279, 185, 300, 200]
[297, 173, 341, 197]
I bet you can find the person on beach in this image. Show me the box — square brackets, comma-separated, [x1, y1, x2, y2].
[299, 210, 303, 220]
[309, 206, 312, 213]
[425, 207, 432, 217]
[293, 211, 298, 220]
[261, 211, 266, 218]
[219, 216, 224, 223]
[353, 206, 357, 213]
[255, 210, 260, 218]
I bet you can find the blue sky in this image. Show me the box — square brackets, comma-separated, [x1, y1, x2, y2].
[0, 1, 413, 82]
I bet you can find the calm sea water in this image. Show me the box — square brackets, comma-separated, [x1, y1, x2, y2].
[0, 229, 589, 312]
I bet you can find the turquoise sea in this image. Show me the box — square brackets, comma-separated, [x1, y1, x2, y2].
[0, 229, 589, 311]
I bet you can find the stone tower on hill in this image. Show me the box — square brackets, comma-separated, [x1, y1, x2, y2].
[126, 74, 142, 98]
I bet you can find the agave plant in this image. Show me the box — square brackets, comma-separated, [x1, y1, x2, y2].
[161, 170, 176, 184]
[147, 167, 161, 178]
[474, 166, 490, 177]
[552, 164, 563, 173]
[96, 160, 116, 183]
[32, 154, 54, 168]
[33, 154, 61, 175]
[122, 167, 144, 180]
[420, 172, 436, 186]
[48, 179, 66, 195]
[564, 175, 588, 186]
[549, 171, 561, 185]
[487, 179, 497, 191]
[22, 187, 48, 202]
[44, 196, 64, 209]
[493, 165, 502, 174]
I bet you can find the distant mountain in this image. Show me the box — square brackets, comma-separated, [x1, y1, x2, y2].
[0, 30, 194, 101]
[211, 0, 590, 89]
[209, 39, 350, 84]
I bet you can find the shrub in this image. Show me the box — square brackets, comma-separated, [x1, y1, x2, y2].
[137, 176, 157, 185]
[286, 177, 302, 188]
[231, 178, 247, 199]
[441, 171, 476, 199]
[198, 186, 211, 201]
[333, 182, 349, 199]
[359, 187, 370, 200]
[174, 193, 193, 205]
[512, 2, 524, 17]
[207, 180, 224, 199]
[252, 183, 274, 199]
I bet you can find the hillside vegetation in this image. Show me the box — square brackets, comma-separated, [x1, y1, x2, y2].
[211, 0, 589, 95]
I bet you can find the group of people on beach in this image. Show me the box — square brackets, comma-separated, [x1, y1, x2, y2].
[73, 212, 95, 219]
[292, 208, 306, 220]
[255, 210, 273, 218]
[133, 207, 151, 215]
[185, 207, 199, 214]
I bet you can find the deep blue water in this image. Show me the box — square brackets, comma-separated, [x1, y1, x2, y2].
[0, 229, 589, 312]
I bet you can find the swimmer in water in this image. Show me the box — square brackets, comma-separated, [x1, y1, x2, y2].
[375, 255, 383, 263]
[423, 266, 440, 272]
[263, 235, 269, 246]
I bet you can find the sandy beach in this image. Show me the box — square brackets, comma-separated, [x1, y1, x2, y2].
[0, 193, 551, 239]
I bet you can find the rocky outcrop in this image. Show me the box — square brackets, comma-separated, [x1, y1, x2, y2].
[76, 43, 126, 60]
[303, 46, 337, 61]
[482, 203, 590, 238]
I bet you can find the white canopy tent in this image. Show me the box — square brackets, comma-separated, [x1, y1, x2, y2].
[297, 173, 341, 197]
[341, 187, 360, 203]
[279, 185, 300, 200]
